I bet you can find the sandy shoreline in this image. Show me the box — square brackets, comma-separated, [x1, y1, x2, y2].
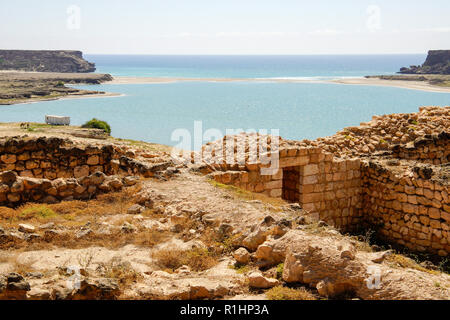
[108, 76, 450, 92]
[1, 92, 123, 106]
[108, 76, 332, 84]
[57, 91, 123, 101]
[109, 76, 260, 84]
[331, 77, 450, 93]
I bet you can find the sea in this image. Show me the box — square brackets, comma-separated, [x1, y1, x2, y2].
[1, 54, 449, 149]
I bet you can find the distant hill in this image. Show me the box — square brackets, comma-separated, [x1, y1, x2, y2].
[0, 50, 96, 73]
[399, 50, 450, 75]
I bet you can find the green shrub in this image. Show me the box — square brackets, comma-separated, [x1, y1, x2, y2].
[276, 263, 284, 279]
[21, 206, 57, 219]
[82, 118, 111, 134]
[266, 286, 317, 300]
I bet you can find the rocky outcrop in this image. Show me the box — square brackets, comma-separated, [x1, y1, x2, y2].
[131, 261, 243, 300]
[0, 50, 96, 73]
[0, 273, 31, 300]
[399, 50, 450, 75]
[252, 230, 450, 299]
[248, 272, 280, 289]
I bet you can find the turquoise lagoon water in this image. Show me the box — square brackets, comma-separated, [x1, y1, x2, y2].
[0, 55, 449, 149]
[1, 82, 449, 149]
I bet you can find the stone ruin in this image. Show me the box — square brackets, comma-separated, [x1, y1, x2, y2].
[0, 106, 448, 256]
[198, 106, 450, 256]
[0, 136, 173, 207]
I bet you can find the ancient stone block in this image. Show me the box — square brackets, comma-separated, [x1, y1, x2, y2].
[74, 165, 90, 178]
[87, 155, 100, 165]
[303, 164, 319, 176]
[1, 154, 16, 164]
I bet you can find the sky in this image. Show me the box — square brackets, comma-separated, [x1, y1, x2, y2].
[1, 0, 449, 54]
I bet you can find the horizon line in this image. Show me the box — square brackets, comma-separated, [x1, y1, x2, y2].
[83, 52, 429, 56]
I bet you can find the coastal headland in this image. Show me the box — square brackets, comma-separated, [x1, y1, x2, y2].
[0, 72, 116, 105]
[0, 50, 96, 73]
[333, 50, 450, 92]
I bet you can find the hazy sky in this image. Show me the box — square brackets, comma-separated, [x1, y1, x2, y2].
[1, 0, 449, 54]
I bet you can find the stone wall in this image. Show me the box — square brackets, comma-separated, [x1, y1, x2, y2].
[361, 161, 449, 256]
[210, 146, 363, 231]
[0, 170, 136, 207]
[204, 117, 449, 255]
[0, 136, 174, 181]
[0, 137, 115, 179]
[392, 131, 449, 165]
[298, 157, 363, 230]
[0, 136, 174, 207]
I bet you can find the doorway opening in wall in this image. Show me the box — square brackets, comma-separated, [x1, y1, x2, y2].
[282, 166, 300, 203]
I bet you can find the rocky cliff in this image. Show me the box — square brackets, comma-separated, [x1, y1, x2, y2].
[399, 50, 450, 75]
[0, 50, 96, 73]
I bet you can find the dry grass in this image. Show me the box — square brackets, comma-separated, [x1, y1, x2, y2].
[77, 250, 95, 270]
[386, 254, 440, 275]
[0, 186, 141, 227]
[302, 222, 340, 238]
[194, 224, 243, 255]
[152, 247, 219, 272]
[0, 184, 174, 250]
[131, 229, 171, 248]
[97, 257, 143, 288]
[1, 253, 38, 274]
[266, 286, 317, 300]
[111, 137, 172, 154]
[229, 264, 252, 274]
[349, 230, 376, 253]
[208, 180, 287, 211]
[2, 226, 172, 251]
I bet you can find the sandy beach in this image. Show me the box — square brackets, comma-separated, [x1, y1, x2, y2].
[0, 91, 122, 106]
[109, 76, 253, 84]
[331, 77, 450, 93]
[109, 76, 329, 84]
[108, 76, 450, 93]
[48, 91, 123, 102]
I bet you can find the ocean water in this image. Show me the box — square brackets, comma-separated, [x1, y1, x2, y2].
[0, 55, 449, 149]
[87, 54, 426, 79]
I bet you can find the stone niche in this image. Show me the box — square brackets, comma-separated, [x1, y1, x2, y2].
[282, 166, 301, 202]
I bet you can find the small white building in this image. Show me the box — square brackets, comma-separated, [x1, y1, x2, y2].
[45, 115, 70, 126]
